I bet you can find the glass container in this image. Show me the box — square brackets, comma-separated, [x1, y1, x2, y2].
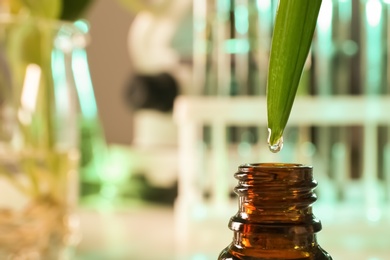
[218, 163, 332, 260]
[0, 15, 84, 259]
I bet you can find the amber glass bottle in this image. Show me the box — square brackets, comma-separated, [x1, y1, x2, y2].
[218, 163, 332, 260]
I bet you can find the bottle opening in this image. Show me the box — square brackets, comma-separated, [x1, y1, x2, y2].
[239, 163, 312, 170]
[236, 163, 314, 183]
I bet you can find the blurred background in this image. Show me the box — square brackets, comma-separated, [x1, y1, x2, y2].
[2, 0, 390, 259]
[74, 0, 390, 259]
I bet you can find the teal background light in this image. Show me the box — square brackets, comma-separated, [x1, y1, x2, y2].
[256, 0, 271, 11]
[318, 0, 333, 32]
[224, 38, 249, 54]
[74, 19, 90, 34]
[52, 49, 71, 114]
[365, 0, 383, 95]
[217, 0, 230, 22]
[72, 48, 98, 119]
[316, 0, 333, 96]
[338, 0, 352, 23]
[256, 0, 272, 24]
[234, 4, 249, 35]
[366, 0, 382, 27]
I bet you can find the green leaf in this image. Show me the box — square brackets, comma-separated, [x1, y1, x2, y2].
[267, 0, 322, 147]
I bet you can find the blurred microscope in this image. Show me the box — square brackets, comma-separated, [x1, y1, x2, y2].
[119, 0, 193, 205]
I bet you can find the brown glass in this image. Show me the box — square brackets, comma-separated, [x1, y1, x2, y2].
[218, 163, 332, 260]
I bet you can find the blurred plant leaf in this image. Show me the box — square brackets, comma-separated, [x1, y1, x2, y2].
[267, 0, 322, 146]
[20, 0, 62, 19]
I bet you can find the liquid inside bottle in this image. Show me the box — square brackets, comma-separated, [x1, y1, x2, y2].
[218, 163, 333, 260]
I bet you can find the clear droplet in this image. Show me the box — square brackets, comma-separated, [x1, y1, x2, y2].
[267, 128, 283, 153]
[269, 137, 283, 153]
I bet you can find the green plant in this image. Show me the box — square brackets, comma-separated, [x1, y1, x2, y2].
[267, 0, 322, 149]
[0, 1, 93, 202]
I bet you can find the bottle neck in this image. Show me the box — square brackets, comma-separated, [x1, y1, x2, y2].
[229, 163, 322, 250]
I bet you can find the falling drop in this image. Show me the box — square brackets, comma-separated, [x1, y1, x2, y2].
[267, 129, 283, 153]
[269, 137, 283, 153]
